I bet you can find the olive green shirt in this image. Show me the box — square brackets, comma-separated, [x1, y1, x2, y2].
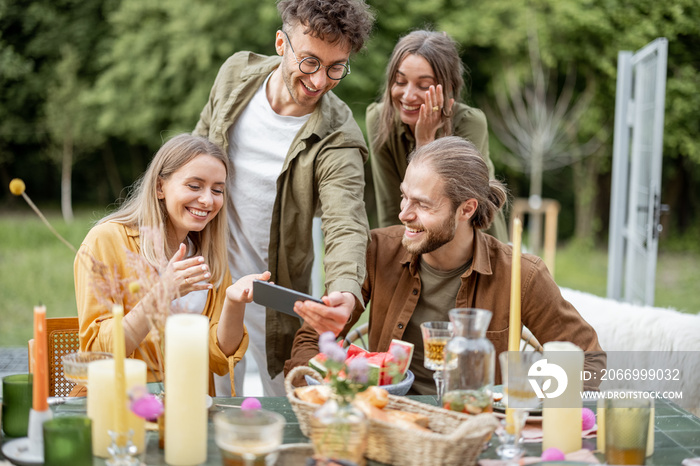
[194, 52, 370, 377]
[366, 101, 508, 241]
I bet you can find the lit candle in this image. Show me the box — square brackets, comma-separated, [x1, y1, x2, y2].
[542, 341, 583, 454]
[112, 305, 128, 445]
[508, 218, 522, 352]
[87, 359, 146, 457]
[164, 314, 208, 466]
[32, 305, 49, 412]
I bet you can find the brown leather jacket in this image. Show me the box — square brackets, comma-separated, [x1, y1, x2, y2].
[285, 226, 605, 390]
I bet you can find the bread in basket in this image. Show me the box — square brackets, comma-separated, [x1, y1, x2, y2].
[285, 366, 498, 466]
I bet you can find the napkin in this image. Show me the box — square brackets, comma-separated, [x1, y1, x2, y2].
[478, 448, 600, 465]
[682, 459, 700, 466]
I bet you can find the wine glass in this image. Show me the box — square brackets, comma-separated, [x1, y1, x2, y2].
[62, 352, 113, 385]
[419, 321, 453, 405]
[213, 408, 285, 466]
[496, 351, 543, 465]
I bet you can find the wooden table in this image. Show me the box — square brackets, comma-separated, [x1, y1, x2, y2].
[2, 395, 699, 465]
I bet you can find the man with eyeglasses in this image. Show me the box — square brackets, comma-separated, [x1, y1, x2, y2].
[194, 0, 374, 396]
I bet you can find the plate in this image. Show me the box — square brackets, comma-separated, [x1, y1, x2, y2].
[1, 438, 44, 466]
[492, 384, 543, 416]
[493, 409, 543, 423]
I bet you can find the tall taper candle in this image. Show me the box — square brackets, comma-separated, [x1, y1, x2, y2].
[508, 218, 522, 352]
[541, 341, 583, 453]
[111, 305, 128, 445]
[87, 359, 146, 456]
[164, 314, 208, 465]
[32, 305, 48, 412]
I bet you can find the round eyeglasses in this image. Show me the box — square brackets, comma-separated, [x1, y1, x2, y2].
[282, 31, 350, 81]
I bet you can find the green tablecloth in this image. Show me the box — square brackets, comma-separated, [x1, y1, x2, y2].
[2, 396, 700, 465]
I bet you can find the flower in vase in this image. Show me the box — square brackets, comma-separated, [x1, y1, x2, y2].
[318, 331, 370, 402]
[312, 333, 372, 464]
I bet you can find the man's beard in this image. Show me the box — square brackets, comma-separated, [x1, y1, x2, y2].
[402, 213, 457, 256]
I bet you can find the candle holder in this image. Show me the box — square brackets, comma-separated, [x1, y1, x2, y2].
[106, 429, 140, 466]
[496, 351, 543, 465]
[0, 408, 53, 465]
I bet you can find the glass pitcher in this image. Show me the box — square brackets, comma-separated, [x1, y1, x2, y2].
[442, 308, 495, 414]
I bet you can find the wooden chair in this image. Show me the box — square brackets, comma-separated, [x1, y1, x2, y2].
[28, 317, 80, 397]
[343, 322, 544, 352]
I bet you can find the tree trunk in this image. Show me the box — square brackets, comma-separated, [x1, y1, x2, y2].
[528, 145, 544, 255]
[101, 143, 123, 201]
[61, 134, 74, 223]
[572, 155, 600, 244]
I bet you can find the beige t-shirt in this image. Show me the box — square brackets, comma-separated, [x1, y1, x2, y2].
[403, 257, 471, 395]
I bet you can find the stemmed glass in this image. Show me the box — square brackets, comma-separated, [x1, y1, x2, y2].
[419, 321, 453, 405]
[496, 351, 543, 465]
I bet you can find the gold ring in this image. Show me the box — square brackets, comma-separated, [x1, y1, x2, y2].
[432, 106, 440, 112]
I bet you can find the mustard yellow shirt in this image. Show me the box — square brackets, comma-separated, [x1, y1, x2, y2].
[74, 221, 247, 396]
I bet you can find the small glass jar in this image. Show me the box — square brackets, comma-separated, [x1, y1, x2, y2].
[442, 308, 495, 414]
[309, 396, 369, 466]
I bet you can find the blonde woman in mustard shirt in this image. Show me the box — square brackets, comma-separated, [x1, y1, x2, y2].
[74, 134, 268, 396]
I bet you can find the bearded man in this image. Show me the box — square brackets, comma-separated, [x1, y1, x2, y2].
[285, 136, 605, 394]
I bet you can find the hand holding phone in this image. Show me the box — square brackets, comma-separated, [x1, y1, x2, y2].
[252, 280, 322, 318]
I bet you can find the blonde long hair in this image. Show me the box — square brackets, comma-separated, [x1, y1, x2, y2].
[100, 134, 230, 286]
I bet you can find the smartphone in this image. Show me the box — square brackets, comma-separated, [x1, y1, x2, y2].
[252, 280, 323, 318]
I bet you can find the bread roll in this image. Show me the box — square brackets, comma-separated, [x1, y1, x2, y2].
[384, 409, 430, 428]
[354, 400, 430, 431]
[295, 385, 331, 405]
[355, 386, 389, 409]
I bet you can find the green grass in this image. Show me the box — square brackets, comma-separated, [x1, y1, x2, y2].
[555, 241, 700, 314]
[0, 209, 99, 346]
[1, 210, 697, 347]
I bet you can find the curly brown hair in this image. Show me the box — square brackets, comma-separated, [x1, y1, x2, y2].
[277, 0, 374, 54]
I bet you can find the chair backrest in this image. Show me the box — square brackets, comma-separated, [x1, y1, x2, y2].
[28, 317, 80, 397]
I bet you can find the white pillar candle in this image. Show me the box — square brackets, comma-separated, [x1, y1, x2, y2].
[87, 359, 147, 457]
[541, 341, 583, 454]
[164, 314, 208, 466]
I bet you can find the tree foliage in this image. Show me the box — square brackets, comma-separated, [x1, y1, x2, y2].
[1, 0, 699, 241]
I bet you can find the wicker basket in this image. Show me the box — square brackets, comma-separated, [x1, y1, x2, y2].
[285, 366, 499, 466]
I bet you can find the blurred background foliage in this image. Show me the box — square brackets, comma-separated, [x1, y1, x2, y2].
[1, 0, 699, 248]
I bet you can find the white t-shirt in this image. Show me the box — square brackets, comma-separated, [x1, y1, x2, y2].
[226, 74, 310, 280]
[226, 74, 310, 396]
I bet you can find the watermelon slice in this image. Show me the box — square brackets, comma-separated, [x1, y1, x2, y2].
[311, 340, 415, 387]
[346, 343, 368, 359]
[366, 362, 382, 385]
[389, 339, 414, 375]
[308, 353, 328, 377]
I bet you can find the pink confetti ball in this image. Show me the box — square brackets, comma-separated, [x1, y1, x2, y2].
[541, 447, 566, 461]
[130, 394, 164, 420]
[582, 407, 596, 430]
[241, 397, 262, 411]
